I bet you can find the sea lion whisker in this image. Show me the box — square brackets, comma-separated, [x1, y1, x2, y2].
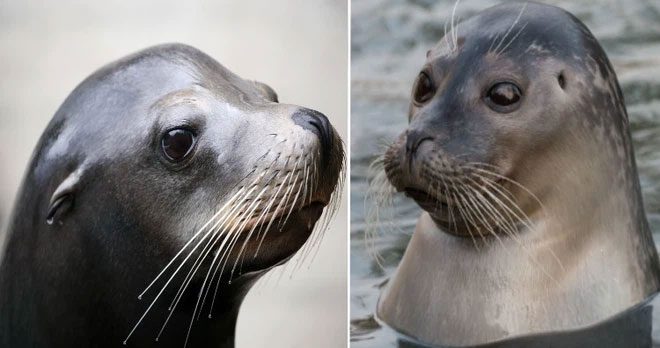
[157, 211, 245, 341]
[163, 174, 271, 311]
[292, 163, 315, 271]
[125, 174, 266, 344]
[276, 157, 304, 229]
[280, 171, 305, 230]
[230, 182, 287, 279]
[166, 195, 252, 307]
[253, 170, 296, 257]
[137, 185, 247, 299]
[204, 187, 275, 322]
[156, 189, 260, 339]
[218, 185, 272, 282]
[196, 195, 270, 322]
[253, 171, 299, 254]
[304, 159, 345, 267]
[123, 189, 256, 344]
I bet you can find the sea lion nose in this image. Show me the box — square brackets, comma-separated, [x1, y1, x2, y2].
[292, 108, 334, 164]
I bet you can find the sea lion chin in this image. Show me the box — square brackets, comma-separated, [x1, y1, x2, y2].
[0, 43, 344, 348]
[378, 2, 660, 346]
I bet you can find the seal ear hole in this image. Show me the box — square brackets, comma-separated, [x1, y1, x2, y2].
[557, 72, 566, 89]
[46, 194, 73, 225]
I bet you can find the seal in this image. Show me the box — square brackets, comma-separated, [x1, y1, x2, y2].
[0, 43, 344, 348]
[376, 2, 660, 346]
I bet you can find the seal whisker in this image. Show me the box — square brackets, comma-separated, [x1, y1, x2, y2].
[468, 173, 565, 273]
[456, 184, 510, 250]
[491, 2, 528, 54]
[443, 18, 453, 52]
[453, 183, 494, 246]
[450, 0, 461, 51]
[465, 164, 548, 215]
[435, 172, 459, 238]
[465, 182, 560, 284]
[497, 22, 528, 55]
[448, 188, 485, 247]
[365, 161, 396, 267]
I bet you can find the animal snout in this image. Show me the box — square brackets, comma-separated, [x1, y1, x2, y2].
[292, 108, 334, 165]
[405, 129, 434, 158]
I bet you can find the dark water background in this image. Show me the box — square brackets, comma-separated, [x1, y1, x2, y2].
[350, 0, 660, 346]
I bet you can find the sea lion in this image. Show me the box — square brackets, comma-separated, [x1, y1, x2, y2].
[377, 2, 660, 346]
[0, 43, 343, 347]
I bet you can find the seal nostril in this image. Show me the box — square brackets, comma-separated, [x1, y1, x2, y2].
[405, 129, 434, 171]
[291, 108, 334, 166]
[406, 130, 434, 157]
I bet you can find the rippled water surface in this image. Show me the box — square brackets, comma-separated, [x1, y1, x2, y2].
[350, 0, 660, 346]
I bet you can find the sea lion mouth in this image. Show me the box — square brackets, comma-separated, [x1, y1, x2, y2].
[243, 200, 327, 233]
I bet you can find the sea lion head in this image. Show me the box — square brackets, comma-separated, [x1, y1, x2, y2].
[19, 44, 343, 300]
[383, 2, 635, 238]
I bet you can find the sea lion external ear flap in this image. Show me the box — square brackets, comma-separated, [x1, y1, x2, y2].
[46, 168, 83, 225]
[252, 80, 279, 103]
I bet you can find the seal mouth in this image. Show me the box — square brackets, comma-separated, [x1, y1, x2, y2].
[404, 187, 451, 212]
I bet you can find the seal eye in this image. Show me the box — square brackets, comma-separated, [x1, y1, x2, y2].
[486, 82, 522, 111]
[161, 128, 196, 162]
[413, 72, 435, 104]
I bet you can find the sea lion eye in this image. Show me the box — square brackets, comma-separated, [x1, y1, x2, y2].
[413, 72, 435, 104]
[161, 128, 196, 162]
[486, 82, 522, 111]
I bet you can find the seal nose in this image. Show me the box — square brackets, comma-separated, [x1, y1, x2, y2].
[292, 108, 334, 164]
[406, 129, 434, 158]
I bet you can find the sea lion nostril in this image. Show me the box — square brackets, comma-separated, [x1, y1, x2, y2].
[292, 108, 333, 165]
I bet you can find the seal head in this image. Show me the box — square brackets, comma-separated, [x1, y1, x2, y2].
[379, 2, 660, 346]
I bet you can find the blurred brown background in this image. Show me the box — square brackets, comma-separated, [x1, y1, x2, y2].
[0, 0, 348, 347]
